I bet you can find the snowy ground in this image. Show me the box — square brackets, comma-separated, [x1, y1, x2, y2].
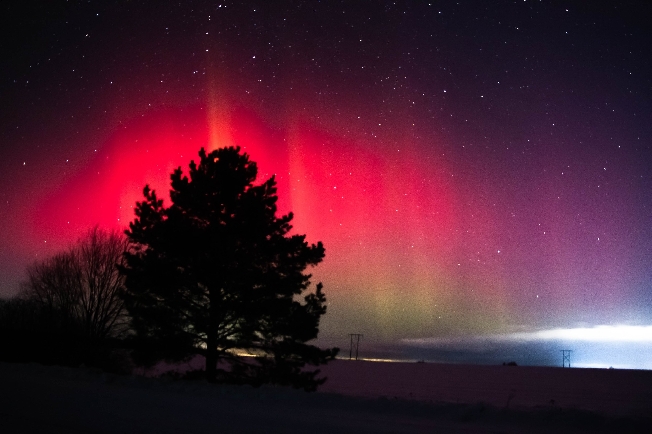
[1, 360, 650, 433]
[319, 360, 652, 417]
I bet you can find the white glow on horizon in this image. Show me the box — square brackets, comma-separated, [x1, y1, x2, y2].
[403, 325, 652, 346]
[574, 362, 636, 370]
[397, 325, 652, 370]
[507, 325, 652, 343]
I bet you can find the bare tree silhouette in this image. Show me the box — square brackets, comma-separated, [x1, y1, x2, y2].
[23, 226, 129, 341]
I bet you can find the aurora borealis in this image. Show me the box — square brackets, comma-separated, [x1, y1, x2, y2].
[1, 1, 651, 367]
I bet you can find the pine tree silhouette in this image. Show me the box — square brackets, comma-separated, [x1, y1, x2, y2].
[121, 146, 337, 389]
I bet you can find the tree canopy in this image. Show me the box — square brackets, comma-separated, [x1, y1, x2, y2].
[121, 146, 337, 389]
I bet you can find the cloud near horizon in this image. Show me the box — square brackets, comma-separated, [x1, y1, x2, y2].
[402, 325, 652, 347]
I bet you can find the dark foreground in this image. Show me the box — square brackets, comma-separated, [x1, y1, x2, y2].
[1, 361, 650, 433]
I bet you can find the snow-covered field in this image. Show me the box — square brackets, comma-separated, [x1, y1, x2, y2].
[1, 360, 650, 433]
[320, 360, 652, 417]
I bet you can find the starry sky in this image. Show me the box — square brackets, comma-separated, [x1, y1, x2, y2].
[1, 1, 651, 367]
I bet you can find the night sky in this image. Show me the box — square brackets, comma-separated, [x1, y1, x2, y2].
[2, 1, 651, 367]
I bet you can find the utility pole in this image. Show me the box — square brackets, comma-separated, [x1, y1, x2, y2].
[561, 350, 572, 368]
[349, 333, 363, 360]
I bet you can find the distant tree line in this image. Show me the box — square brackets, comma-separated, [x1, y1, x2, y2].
[0, 146, 337, 390]
[0, 227, 130, 371]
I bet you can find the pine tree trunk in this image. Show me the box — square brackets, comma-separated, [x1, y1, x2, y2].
[206, 331, 217, 382]
[206, 292, 218, 382]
